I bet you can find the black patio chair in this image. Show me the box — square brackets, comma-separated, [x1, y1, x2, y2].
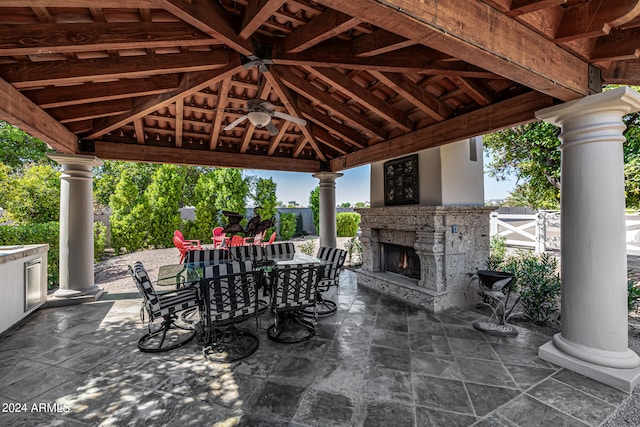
[197, 260, 261, 362]
[302, 247, 347, 316]
[263, 242, 295, 260]
[267, 264, 321, 343]
[229, 244, 264, 261]
[129, 261, 198, 352]
[184, 248, 230, 264]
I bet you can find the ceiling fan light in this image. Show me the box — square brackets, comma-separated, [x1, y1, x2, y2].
[248, 111, 271, 127]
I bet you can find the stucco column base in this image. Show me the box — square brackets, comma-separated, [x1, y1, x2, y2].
[540, 338, 640, 393]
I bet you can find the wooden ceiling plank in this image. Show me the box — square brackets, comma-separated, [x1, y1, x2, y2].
[0, 22, 217, 56]
[93, 141, 322, 172]
[134, 118, 145, 144]
[284, 9, 362, 53]
[554, 0, 640, 42]
[1, 50, 231, 89]
[507, 0, 567, 17]
[240, 0, 287, 39]
[330, 91, 555, 171]
[5, 1, 154, 6]
[312, 126, 351, 155]
[262, 68, 327, 161]
[239, 81, 271, 153]
[48, 99, 132, 123]
[209, 77, 232, 150]
[0, 76, 77, 153]
[352, 29, 415, 57]
[175, 98, 184, 148]
[153, 0, 252, 56]
[452, 77, 495, 106]
[30, 6, 54, 23]
[273, 66, 387, 140]
[315, 0, 589, 100]
[370, 71, 453, 122]
[590, 28, 640, 62]
[296, 100, 367, 148]
[308, 66, 412, 132]
[84, 58, 243, 139]
[25, 75, 180, 109]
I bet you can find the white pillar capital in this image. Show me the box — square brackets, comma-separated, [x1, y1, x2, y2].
[47, 152, 103, 300]
[312, 172, 343, 248]
[536, 88, 640, 392]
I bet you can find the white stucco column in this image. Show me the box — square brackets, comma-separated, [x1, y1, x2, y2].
[47, 152, 103, 298]
[312, 172, 343, 248]
[536, 87, 640, 393]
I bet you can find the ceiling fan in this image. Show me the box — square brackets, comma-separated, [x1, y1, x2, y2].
[223, 56, 307, 136]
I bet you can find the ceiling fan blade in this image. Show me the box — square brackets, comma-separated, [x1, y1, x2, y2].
[266, 122, 279, 136]
[273, 111, 307, 127]
[224, 115, 249, 131]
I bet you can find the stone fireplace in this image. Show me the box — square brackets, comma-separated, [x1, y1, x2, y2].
[356, 205, 495, 312]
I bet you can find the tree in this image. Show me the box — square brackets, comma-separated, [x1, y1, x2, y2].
[354, 201, 370, 208]
[309, 186, 320, 234]
[0, 121, 54, 171]
[94, 161, 158, 208]
[213, 168, 250, 225]
[145, 164, 185, 248]
[191, 170, 219, 241]
[253, 177, 278, 222]
[109, 170, 148, 253]
[1, 164, 60, 223]
[287, 200, 300, 207]
[339, 202, 351, 208]
[484, 85, 640, 209]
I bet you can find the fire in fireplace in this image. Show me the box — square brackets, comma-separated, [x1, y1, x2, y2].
[381, 243, 420, 279]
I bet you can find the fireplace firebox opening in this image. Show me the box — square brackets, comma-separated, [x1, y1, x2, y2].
[381, 243, 420, 279]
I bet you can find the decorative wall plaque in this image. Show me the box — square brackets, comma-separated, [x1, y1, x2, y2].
[384, 154, 419, 206]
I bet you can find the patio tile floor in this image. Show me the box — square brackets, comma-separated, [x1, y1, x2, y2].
[0, 269, 633, 426]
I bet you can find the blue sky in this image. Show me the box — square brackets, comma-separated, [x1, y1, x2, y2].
[246, 151, 517, 206]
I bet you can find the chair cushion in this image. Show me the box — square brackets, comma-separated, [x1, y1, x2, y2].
[184, 248, 229, 264]
[271, 264, 319, 311]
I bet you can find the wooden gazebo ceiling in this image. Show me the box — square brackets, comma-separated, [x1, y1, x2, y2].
[1, 1, 639, 173]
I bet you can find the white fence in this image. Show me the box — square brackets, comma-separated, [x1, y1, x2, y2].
[490, 211, 640, 255]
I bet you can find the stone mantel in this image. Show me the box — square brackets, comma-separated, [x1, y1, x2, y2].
[356, 205, 495, 312]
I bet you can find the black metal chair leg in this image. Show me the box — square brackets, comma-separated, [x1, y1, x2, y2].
[138, 316, 196, 353]
[301, 292, 337, 317]
[202, 326, 259, 362]
[267, 312, 316, 343]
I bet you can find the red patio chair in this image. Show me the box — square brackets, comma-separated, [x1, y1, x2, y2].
[173, 230, 202, 263]
[211, 227, 226, 248]
[228, 235, 246, 247]
[261, 231, 276, 246]
[174, 230, 202, 247]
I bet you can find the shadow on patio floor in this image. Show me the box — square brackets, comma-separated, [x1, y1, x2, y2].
[0, 270, 632, 426]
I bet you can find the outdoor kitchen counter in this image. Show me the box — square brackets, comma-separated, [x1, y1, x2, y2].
[0, 244, 49, 335]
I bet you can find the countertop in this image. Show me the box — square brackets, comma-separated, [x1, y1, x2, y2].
[0, 244, 49, 265]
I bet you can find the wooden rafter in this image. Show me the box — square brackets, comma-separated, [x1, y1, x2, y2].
[316, 0, 589, 100]
[209, 77, 232, 150]
[590, 28, 640, 62]
[175, 98, 184, 148]
[555, 0, 640, 42]
[267, 122, 288, 155]
[330, 91, 555, 170]
[311, 126, 352, 155]
[240, 0, 287, 39]
[0, 51, 231, 89]
[84, 58, 244, 139]
[0, 22, 215, 56]
[4, 0, 153, 6]
[47, 99, 132, 123]
[134, 119, 145, 144]
[483, 0, 567, 17]
[452, 77, 495, 106]
[602, 59, 640, 84]
[306, 66, 412, 132]
[284, 9, 362, 53]
[152, 0, 252, 56]
[352, 29, 415, 57]
[296, 100, 367, 149]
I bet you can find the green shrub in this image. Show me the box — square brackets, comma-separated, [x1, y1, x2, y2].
[505, 251, 561, 326]
[0, 222, 59, 289]
[295, 213, 305, 237]
[309, 186, 319, 234]
[487, 235, 507, 270]
[94, 221, 107, 261]
[336, 212, 360, 237]
[629, 279, 640, 313]
[299, 239, 316, 256]
[279, 212, 296, 240]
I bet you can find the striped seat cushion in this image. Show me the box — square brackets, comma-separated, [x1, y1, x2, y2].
[316, 247, 347, 291]
[263, 242, 295, 260]
[184, 248, 229, 264]
[270, 264, 319, 311]
[229, 244, 263, 261]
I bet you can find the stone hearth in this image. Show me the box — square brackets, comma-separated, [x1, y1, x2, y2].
[356, 205, 495, 312]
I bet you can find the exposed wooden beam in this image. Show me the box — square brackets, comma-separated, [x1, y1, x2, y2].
[209, 77, 232, 150]
[484, 0, 568, 17]
[262, 69, 327, 161]
[555, 0, 640, 42]
[0, 22, 215, 56]
[47, 99, 132, 123]
[590, 28, 640, 62]
[93, 141, 322, 172]
[0, 76, 77, 153]
[312, 126, 351, 155]
[175, 98, 184, 148]
[307, 67, 412, 132]
[602, 60, 640, 84]
[84, 59, 243, 139]
[452, 77, 495, 106]
[5, 1, 154, 6]
[285, 9, 362, 53]
[273, 66, 388, 140]
[352, 29, 415, 57]
[273, 42, 499, 78]
[24, 75, 180, 108]
[330, 91, 555, 170]
[134, 119, 145, 144]
[0, 51, 231, 89]
[316, 0, 589, 100]
[240, 0, 287, 39]
[296, 100, 368, 148]
[152, 0, 252, 56]
[267, 123, 288, 156]
[368, 71, 453, 122]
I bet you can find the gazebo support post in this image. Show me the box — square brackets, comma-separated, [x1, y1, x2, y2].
[313, 172, 343, 249]
[536, 87, 640, 393]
